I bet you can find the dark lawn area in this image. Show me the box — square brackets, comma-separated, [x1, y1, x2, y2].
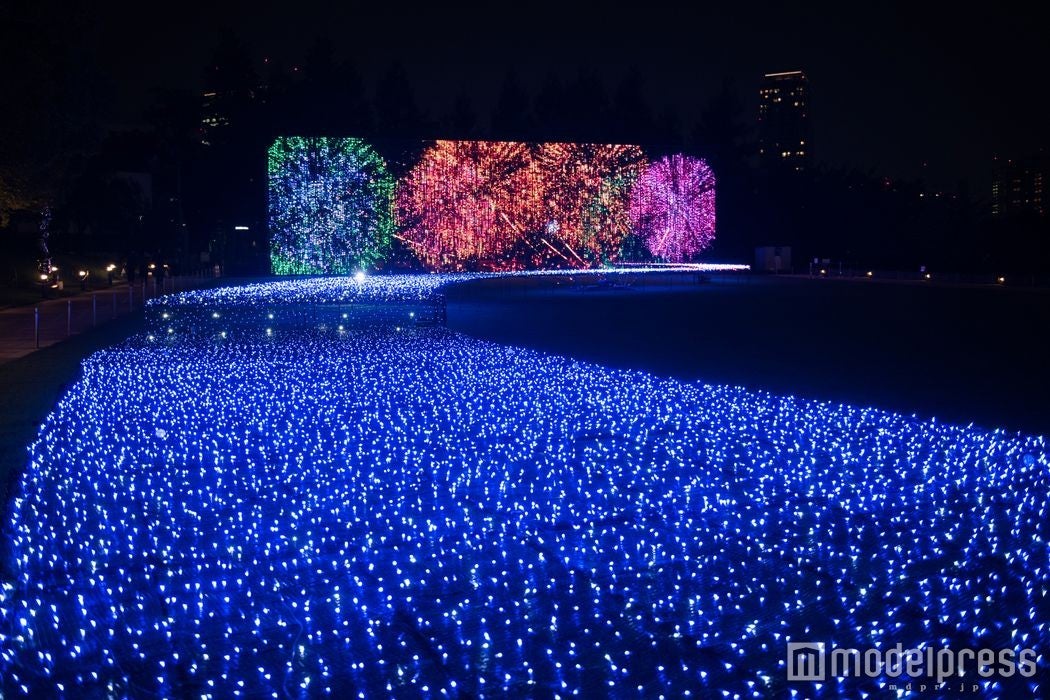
[447, 275, 1050, 436]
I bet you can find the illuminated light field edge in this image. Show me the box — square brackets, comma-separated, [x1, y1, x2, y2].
[147, 266, 750, 307]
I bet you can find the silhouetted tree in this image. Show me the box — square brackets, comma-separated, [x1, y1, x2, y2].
[694, 80, 751, 171]
[204, 27, 257, 96]
[296, 36, 337, 133]
[693, 80, 757, 259]
[610, 74, 655, 144]
[447, 93, 480, 139]
[374, 61, 424, 138]
[145, 89, 202, 266]
[561, 71, 612, 142]
[490, 71, 532, 140]
[534, 73, 567, 141]
[337, 60, 372, 135]
[0, 2, 102, 226]
[653, 108, 684, 151]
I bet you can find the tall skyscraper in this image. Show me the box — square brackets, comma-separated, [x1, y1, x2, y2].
[992, 153, 1046, 217]
[758, 70, 810, 171]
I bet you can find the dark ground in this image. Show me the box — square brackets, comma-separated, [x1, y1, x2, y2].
[446, 274, 1050, 436]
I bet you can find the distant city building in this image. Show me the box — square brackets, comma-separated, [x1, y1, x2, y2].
[199, 91, 230, 146]
[199, 85, 267, 146]
[992, 153, 1046, 216]
[758, 70, 810, 171]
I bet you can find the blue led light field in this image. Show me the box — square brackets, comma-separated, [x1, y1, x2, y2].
[1, 276, 1047, 697]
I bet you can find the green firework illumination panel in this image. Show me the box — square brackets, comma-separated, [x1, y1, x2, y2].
[268, 137, 395, 274]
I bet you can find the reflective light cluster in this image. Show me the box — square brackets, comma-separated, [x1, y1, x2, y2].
[269, 137, 395, 274]
[272, 137, 717, 271]
[2, 278, 1046, 698]
[630, 155, 717, 261]
[157, 273, 468, 308]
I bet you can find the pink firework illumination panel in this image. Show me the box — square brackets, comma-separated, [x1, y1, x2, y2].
[630, 155, 717, 262]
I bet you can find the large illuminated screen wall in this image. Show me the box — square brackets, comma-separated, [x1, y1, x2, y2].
[268, 137, 715, 272]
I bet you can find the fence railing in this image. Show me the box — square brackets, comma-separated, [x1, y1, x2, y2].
[0, 276, 221, 364]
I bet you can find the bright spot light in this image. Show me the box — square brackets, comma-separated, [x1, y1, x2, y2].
[354, 271, 366, 283]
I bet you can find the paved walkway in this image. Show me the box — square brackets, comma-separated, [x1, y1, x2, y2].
[0, 276, 217, 365]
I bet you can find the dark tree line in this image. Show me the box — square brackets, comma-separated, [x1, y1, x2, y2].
[3, 24, 1047, 282]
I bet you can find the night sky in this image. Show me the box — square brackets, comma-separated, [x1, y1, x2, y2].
[10, 1, 1049, 192]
